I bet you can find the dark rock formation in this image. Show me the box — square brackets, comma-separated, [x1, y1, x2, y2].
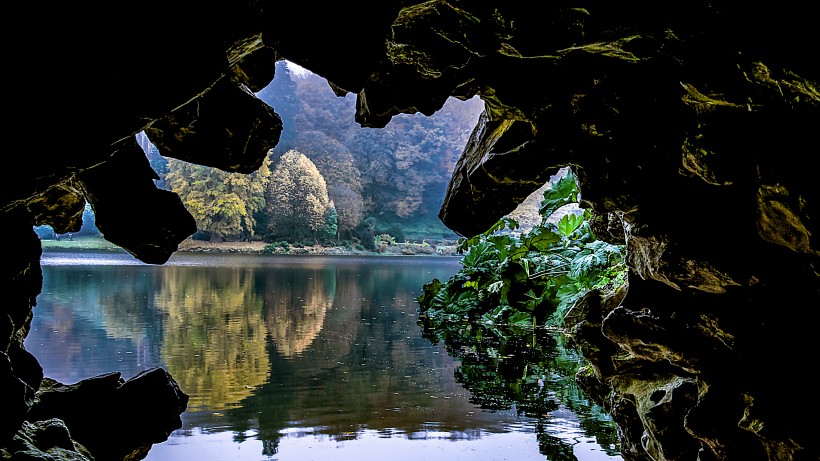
[2, 2, 817, 460]
[24, 369, 188, 461]
[3, 419, 94, 461]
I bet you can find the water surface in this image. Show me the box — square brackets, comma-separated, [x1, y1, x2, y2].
[28, 251, 621, 461]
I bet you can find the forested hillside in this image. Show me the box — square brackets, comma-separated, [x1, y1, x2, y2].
[136, 61, 486, 248]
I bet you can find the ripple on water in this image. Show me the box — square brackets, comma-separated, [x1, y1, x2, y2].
[40, 252, 145, 266]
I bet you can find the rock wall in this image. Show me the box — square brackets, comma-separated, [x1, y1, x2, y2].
[2, 2, 817, 460]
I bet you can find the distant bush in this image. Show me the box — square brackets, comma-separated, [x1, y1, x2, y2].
[379, 224, 405, 243]
[263, 241, 290, 253]
[34, 225, 57, 240]
[375, 233, 396, 248]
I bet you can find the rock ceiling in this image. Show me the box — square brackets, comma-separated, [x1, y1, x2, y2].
[2, 2, 818, 460]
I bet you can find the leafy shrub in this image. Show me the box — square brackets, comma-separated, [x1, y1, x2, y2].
[386, 224, 405, 243]
[263, 241, 290, 253]
[375, 233, 396, 248]
[417, 169, 626, 331]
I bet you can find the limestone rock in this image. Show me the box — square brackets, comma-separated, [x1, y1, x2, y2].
[1, 419, 94, 461]
[1, 2, 818, 460]
[25, 368, 188, 461]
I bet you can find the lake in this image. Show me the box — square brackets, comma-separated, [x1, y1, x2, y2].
[27, 251, 622, 461]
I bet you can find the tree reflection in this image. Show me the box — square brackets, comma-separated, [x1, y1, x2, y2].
[264, 267, 335, 358]
[35, 256, 623, 459]
[418, 319, 621, 460]
[225, 260, 507, 457]
[155, 266, 270, 411]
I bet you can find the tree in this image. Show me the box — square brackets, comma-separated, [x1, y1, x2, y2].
[265, 150, 335, 242]
[256, 65, 484, 239]
[165, 155, 271, 241]
[77, 202, 101, 236]
[327, 183, 363, 240]
[348, 95, 483, 220]
[320, 206, 338, 243]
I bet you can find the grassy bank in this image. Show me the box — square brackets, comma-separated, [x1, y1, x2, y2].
[40, 236, 460, 257]
[40, 236, 126, 253]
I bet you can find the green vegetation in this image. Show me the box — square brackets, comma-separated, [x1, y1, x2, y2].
[39, 236, 124, 253]
[254, 60, 481, 244]
[264, 150, 336, 242]
[165, 153, 271, 242]
[262, 241, 290, 253]
[418, 321, 621, 458]
[417, 168, 627, 331]
[115, 60, 484, 247]
[415, 168, 626, 458]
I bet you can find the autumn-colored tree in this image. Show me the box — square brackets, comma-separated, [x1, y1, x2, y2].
[165, 155, 271, 241]
[347, 95, 483, 219]
[265, 150, 335, 242]
[293, 130, 364, 237]
[249, 64, 484, 238]
[157, 266, 269, 411]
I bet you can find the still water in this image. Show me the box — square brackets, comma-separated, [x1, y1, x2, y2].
[28, 251, 621, 461]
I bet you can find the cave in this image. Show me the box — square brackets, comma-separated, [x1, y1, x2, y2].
[2, 2, 817, 460]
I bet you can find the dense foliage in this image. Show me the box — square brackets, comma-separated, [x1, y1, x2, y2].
[264, 150, 336, 242]
[259, 61, 483, 240]
[117, 60, 486, 245]
[417, 169, 626, 330]
[165, 156, 271, 242]
[415, 169, 626, 459]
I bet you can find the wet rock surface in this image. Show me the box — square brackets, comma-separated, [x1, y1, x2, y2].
[23, 369, 188, 461]
[2, 2, 817, 460]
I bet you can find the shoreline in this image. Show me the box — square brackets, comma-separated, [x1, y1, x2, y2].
[40, 237, 461, 257]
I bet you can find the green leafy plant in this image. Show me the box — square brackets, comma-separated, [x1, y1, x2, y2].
[415, 168, 626, 458]
[374, 233, 396, 247]
[417, 169, 626, 331]
[262, 241, 290, 253]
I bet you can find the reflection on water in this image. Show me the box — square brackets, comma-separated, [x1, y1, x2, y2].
[264, 266, 334, 358]
[29, 252, 622, 461]
[418, 319, 621, 461]
[157, 265, 270, 411]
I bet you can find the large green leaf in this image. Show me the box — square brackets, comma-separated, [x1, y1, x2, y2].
[557, 213, 585, 237]
[419, 166, 626, 333]
[538, 170, 579, 219]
